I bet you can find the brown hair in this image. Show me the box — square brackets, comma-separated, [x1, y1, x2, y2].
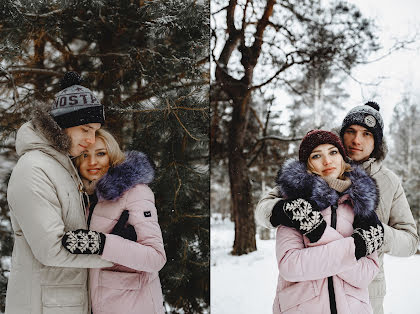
[73, 129, 125, 169]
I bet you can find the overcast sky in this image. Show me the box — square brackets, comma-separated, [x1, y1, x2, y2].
[211, 0, 420, 137]
[340, 0, 420, 132]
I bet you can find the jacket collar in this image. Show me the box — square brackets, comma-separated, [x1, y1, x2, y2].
[15, 106, 82, 189]
[95, 151, 155, 201]
[31, 106, 72, 155]
[361, 158, 382, 176]
[275, 159, 379, 218]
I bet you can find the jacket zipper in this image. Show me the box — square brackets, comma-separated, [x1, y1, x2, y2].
[328, 203, 338, 314]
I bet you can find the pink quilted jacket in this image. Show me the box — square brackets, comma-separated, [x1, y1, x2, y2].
[273, 195, 379, 314]
[89, 152, 166, 314]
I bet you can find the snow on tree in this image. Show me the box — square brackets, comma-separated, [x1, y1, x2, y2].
[387, 94, 420, 236]
[0, 1, 209, 312]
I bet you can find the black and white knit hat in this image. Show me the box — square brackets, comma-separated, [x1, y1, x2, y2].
[340, 101, 383, 147]
[50, 72, 105, 129]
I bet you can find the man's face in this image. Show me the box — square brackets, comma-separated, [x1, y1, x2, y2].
[342, 124, 375, 162]
[64, 123, 101, 157]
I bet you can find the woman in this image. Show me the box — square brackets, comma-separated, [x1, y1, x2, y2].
[62, 129, 166, 314]
[272, 130, 384, 314]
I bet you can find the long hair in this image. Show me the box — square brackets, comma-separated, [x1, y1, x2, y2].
[73, 129, 125, 169]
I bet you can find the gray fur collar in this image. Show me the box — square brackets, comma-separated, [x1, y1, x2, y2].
[275, 159, 379, 218]
[31, 106, 71, 154]
[96, 151, 155, 201]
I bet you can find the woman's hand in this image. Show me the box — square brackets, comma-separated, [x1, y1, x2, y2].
[111, 210, 137, 242]
[271, 198, 326, 243]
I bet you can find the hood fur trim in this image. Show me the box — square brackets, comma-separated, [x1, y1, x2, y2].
[96, 151, 155, 201]
[31, 106, 71, 154]
[275, 159, 379, 218]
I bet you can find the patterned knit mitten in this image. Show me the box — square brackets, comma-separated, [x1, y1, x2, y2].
[271, 198, 326, 243]
[62, 229, 106, 255]
[351, 213, 384, 260]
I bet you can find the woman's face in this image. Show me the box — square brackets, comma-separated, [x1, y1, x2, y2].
[78, 137, 110, 181]
[308, 144, 343, 179]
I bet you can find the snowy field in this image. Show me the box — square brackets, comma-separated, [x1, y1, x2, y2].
[211, 217, 420, 314]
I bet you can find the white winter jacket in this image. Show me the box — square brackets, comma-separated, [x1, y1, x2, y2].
[6, 109, 112, 314]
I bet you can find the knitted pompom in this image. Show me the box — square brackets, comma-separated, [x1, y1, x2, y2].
[365, 101, 380, 111]
[60, 71, 82, 90]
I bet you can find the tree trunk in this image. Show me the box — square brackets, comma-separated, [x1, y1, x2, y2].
[214, 0, 275, 255]
[229, 93, 256, 255]
[99, 26, 123, 140]
[33, 33, 46, 101]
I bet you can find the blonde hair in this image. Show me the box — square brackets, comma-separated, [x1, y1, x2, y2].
[307, 156, 352, 179]
[73, 129, 125, 169]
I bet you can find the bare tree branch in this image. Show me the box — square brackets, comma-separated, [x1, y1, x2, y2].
[357, 37, 419, 64]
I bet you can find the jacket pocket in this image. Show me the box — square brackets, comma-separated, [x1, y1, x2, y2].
[41, 284, 85, 314]
[277, 280, 320, 313]
[343, 282, 372, 313]
[98, 270, 142, 313]
[99, 270, 142, 289]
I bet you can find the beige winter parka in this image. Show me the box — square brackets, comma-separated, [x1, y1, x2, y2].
[6, 109, 112, 314]
[255, 158, 419, 312]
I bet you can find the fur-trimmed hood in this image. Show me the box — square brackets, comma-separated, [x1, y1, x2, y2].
[14, 106, 80, 182]
[96, 151, 155, 201]
[30, 105, 72, 154]
[14, 106, 71, 157]
[275, 159, 379, 218]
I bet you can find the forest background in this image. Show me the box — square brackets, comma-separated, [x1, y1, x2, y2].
[211, 0, 420, 312]
[211, 0, 420, 254]
[0, 0, 210, 313]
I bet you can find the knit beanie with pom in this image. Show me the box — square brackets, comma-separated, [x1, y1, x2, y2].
[50, 71, 105, 129]
[340, 101, 383, 148]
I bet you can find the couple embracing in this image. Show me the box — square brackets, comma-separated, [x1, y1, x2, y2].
[6, 72, 165, 314]
[256, 102, 419, 314]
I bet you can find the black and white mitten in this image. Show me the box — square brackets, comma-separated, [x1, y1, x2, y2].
[271, 198, 326, 243]
[351, 213, 384, 260]
[62, 229, 106, 255]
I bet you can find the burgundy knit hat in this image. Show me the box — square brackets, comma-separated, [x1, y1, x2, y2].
[299, 130, 347, 163]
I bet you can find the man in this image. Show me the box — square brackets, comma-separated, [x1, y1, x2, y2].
[255, 101, 419, 314]
[6, 72, 113, 314]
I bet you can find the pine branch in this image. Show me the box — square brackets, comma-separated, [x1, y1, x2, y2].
[20, 9, 64, 18]
[123, 80, 207, 104]
[5, 68, 61, 76]
[254, 135, 303, 143]
[171, 106, 200, 141]
[0, 66, 19, 107]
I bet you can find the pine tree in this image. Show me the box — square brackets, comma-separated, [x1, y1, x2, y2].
[0, 1, 209, 312]
[387, 95, 420, 236]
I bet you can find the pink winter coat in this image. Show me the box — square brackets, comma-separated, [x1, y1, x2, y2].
[89, 152, 166, 314]
[272, 159, 381, 314]
[273, 196, 379, 314]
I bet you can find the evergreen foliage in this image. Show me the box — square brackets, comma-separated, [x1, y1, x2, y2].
[387, 96, 420, 236]
[0, 0, 209, 312]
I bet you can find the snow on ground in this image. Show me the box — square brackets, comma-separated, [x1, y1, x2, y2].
[211, 217, 420, 314]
